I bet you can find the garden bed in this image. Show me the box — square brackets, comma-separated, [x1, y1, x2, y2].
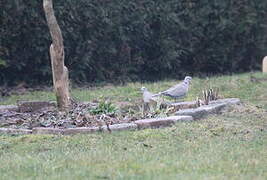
[0, 98, 241, 135]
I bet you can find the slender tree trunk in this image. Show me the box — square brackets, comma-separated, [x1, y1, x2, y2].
[43, 0, 70, 111]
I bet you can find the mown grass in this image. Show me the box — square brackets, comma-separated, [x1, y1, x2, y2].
[0, 72, 267, 180]
[1, 72, 267, 108]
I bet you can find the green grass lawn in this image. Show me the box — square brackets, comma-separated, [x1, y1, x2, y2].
[0, 72, 267, 180]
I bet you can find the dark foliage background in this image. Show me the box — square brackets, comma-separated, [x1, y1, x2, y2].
[1, 0, 267, 85]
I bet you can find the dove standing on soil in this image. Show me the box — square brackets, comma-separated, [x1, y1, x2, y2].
[141, 87, 156, 103]
[140, 87, 159, 111]
[153, 76, 192, 101]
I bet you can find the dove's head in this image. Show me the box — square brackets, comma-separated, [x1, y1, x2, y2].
[140, 87, 147, 92]
[184, 76, 192, 84]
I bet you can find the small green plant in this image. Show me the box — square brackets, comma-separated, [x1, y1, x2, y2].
[89, 100, 117, 115]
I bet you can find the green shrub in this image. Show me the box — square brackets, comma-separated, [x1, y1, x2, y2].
[89, 100, 117, 115]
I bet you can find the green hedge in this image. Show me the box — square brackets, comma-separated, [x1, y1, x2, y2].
[1, 0, 267, 85]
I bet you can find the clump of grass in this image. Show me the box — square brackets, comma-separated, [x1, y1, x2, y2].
[198, 87, 220, 105]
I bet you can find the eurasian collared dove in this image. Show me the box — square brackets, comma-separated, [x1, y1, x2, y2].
[140, 87, 157, 103]
[153, 76, 192, 101]
[140, 87, 159, 112]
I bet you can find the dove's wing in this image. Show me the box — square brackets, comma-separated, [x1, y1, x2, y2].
[152, 81, 183, 97]
[163, 82, 183, 93]
[162, 83, 188, 98]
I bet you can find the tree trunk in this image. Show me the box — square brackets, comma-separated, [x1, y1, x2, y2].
[43, 0, 70, 111]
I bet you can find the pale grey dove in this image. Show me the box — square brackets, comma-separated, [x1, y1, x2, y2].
[140, 87, 160, 112]
[153, 76, 192, 101]
[140, 87, 157, 103]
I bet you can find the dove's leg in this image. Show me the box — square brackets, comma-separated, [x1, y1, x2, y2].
[162, 96, 165, 103]
[149, 103, 154, 112]
[141, 103, 145, 116]
[144, 102, 150, 112]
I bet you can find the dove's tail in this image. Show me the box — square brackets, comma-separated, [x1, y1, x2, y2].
[152, 92, 163, 97]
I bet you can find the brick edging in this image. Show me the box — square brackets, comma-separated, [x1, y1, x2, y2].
[0, 128, 32, 135]
[0, 116, 192, 135]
